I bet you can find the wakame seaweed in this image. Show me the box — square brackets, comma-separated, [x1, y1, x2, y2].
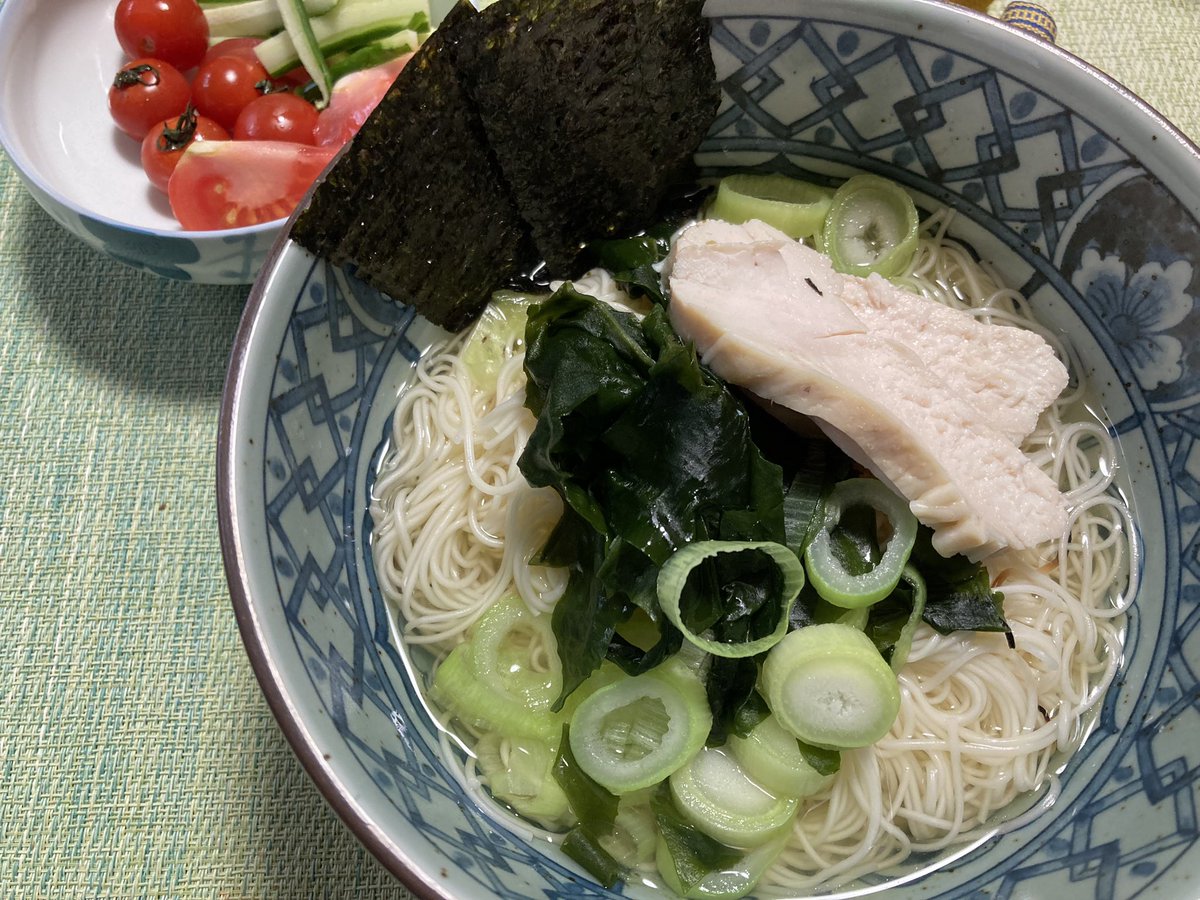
[291, 0, 719, 329]
[520, 287, 789, 702]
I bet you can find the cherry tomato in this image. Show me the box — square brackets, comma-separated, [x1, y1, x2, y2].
[191, 54, 272, 132]
[168, 141, 336, 229]
[107, 58, 190, 140]
[114, 0, 209, 72]
[314, 56, 411, 148]
[234, 93, 320, 144]
[202, 37, 263, 68]
[141, 106, 229, 193]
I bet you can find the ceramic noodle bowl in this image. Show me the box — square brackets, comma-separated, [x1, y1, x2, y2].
[218, 1, 1200, 897]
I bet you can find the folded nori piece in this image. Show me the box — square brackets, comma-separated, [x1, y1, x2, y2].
[291, 0, 718, 330]
[456, 0, 717, 274]
[291, 1, 534, 333]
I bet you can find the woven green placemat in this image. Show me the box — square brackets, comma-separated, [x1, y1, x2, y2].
[0, 1, 1196, 898]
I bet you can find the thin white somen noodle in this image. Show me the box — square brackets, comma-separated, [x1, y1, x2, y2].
[370, 210, 1134, 893]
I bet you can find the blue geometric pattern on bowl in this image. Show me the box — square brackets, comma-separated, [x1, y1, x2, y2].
[238, 8, 1200, 899]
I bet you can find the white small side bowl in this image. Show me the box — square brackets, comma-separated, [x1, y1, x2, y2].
[0, 0, 280, 283]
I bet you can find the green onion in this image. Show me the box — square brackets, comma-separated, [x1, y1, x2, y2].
[429, 645, 563, 743]
[709, 174, 834, 239]
[804, 479, 918, 609]
[727, 714, 838, 799]
[568, 670, 710, 794]
[819, 173, 919, 278]
[657, 540, 805, 658]
[668, 745, 799, 848]
[473, 732, 572, 828]
[761, 623, 901, 749]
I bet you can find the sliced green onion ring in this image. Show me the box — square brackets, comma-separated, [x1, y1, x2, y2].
[804, 479, 918, 609]
[709, 174, 835, 239]
[761, 623, 901, 749]
[885, 565, 926, 673]
[568, 671, 711, 794]
[819, 174, 919, 277]
[658, 541, 805, 658]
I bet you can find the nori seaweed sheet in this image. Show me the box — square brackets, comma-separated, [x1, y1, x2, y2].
[290, 0, 718, 329]
[456, 0, 717, 274]
[291, 1, 534, 332]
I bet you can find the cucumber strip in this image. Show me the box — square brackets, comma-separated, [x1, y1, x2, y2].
[429, 645, 562, 743]
[568, 671, 711, 794]
[255, 0, 429, 79]
[274, 0, 335, 106]
[657, 541, 805, 658]
[761, 623, 900, 749]
[655, 831, 789, 899]
[205, 0, 339, 37]
[467, 594, 561, 707]
[727, 714, 837, 799]
[819, 173, 919, 278]
[669, 746, 798, 849]
[709, 173, 834, 240]
[804, 478, 918, 609]
[296, 34, 418, 103]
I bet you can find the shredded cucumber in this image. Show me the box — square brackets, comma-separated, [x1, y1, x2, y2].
[804, 478, 918, 609]
[255, 0, 429, 79]
[709, 173, 834, 240]
[668, 746, 798, 849]
[657, 541, 805, 658]
[204, 0, 338, 37]
[274, 0, 335, 105]
[568, 671, 711, 794]
[728, 714, 836, 799]
[761, 623, 900, 750]
[819, 173, 919, 278]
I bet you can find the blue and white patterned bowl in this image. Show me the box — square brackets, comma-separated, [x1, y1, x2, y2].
[0, 0, 279, 283]
[218, 0, 1200, 896]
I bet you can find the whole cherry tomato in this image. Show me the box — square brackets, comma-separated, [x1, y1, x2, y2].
[191, 54, 272, 132]
[107, 58, 190, 140]
[141, 105, 229, 194]
[114, 0, 209, 72]
[234, 93, 320, 145]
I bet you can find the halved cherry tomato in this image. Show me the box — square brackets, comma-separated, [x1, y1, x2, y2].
[108, 57, 190, 140]
[168, 141, 336, 230]
[141, 106, 229, 193]
[114, 0, 209, 72]
[314, 56, 411, 148]
[234, 93, 320, 144]
[191, 55, 272, 132]
[202, 37, 263, 68]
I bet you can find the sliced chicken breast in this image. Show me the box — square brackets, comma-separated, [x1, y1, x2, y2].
[666, 218, 1069, 560]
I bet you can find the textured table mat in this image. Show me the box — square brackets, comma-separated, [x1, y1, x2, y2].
[1, 1, 1197, 897]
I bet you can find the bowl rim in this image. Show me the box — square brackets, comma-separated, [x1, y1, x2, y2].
[217, 0, 1200, 895]
[0, 0, 283, 242]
